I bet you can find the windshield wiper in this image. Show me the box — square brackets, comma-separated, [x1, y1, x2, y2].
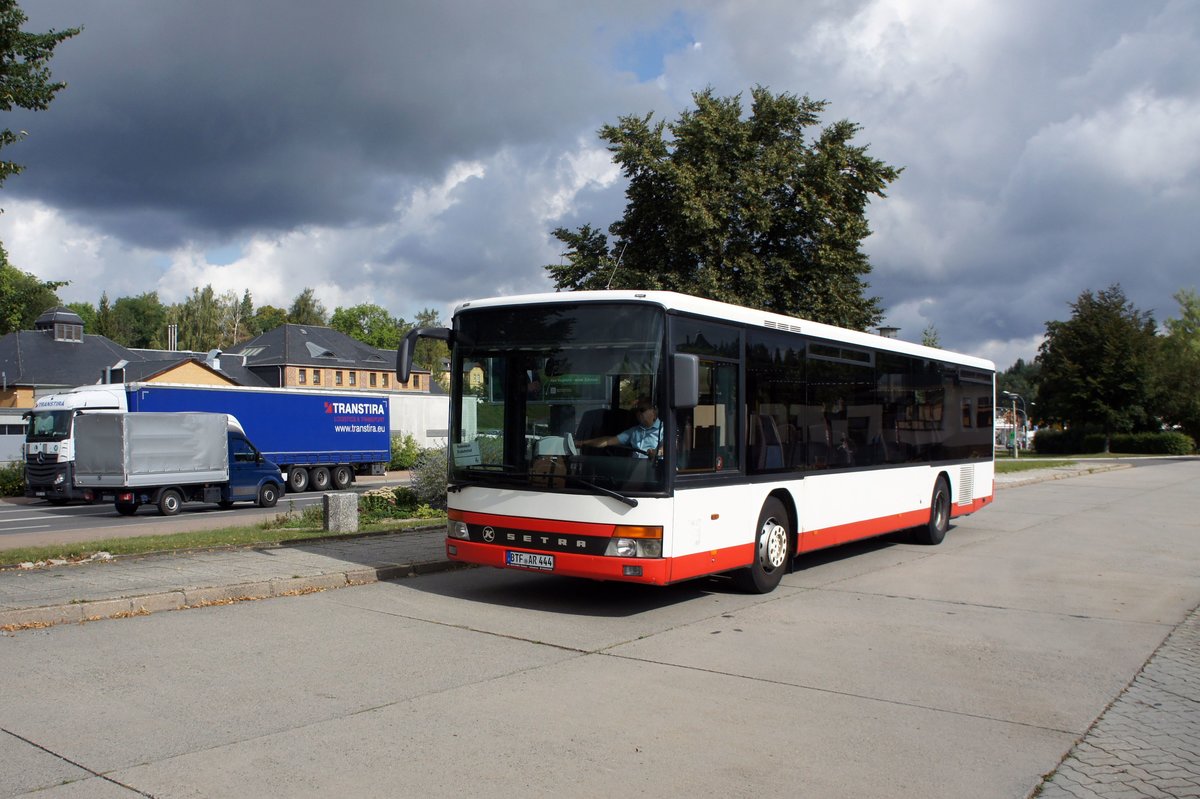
[564, 474, 638, 508]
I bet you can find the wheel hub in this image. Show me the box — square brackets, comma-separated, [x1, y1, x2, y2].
[759, 518, 788, 570]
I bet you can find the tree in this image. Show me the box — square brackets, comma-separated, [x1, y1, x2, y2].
[921, 324, 941, 348]
[288, 287, 327, 326]
[410, 307, 448, 376]
[0, 244, 64, 332]
[111, 292, 166, 348]
[546, 86, 900, 330]
[330, 303, 402, 349]
[0, 1, 80, 189]
[1158, 288, 1200, 445]
[252, 304, 288, 335]
[1035, 285, 1158, 452]
[167, 285, 224, 352]
[998, 358, 1040, 418]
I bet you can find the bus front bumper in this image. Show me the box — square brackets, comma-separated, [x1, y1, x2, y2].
[446, 539, 672, 585]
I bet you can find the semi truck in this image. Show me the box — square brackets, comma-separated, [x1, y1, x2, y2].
[73, 412, 285, 515]
[24, 383, 391, 503]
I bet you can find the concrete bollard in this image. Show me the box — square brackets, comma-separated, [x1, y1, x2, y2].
[323, 492, 359, 533]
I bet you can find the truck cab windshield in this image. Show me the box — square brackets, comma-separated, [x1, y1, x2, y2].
[25, 410, 73, 442]
[451, 303, 667, 495]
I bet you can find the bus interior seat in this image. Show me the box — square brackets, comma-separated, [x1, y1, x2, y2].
[749, 414, 785, 470]
[575, 408, 636, 451]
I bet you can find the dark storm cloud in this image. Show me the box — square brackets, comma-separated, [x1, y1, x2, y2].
[11, 1, 652, 245]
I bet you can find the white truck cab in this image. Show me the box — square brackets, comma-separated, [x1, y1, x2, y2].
[24, 386, 128, 504]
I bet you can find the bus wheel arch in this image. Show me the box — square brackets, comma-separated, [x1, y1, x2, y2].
[914, 473, 951, 545]
[733, 494, 794, 594]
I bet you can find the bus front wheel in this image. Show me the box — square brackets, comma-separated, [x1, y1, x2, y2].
[914, 476, 950, 545]
[733, 497, 792, 594]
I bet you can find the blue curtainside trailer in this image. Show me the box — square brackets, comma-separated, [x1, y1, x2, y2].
[123, 383, 391, 493]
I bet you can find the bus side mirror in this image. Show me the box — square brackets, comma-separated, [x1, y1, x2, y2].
[673, 354, 699, 409]
[397, 327, 453, 384]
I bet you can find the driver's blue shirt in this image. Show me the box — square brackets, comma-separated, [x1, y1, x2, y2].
[617, 418, 662, 458]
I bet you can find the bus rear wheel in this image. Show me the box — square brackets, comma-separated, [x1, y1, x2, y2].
[914, 476, 950, 545]
[733, 497, 792, 594]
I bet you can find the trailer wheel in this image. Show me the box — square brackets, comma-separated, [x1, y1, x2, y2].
[157, 489, 183, 516]
[287, 467, 309, 493]
[258, 482, 279, 508]
[310, 467, 331, 491]
[115, 501, 138, 516]
[331, 465, 353, 490]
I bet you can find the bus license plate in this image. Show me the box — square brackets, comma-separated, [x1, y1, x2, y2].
[507, 551, 555, 571]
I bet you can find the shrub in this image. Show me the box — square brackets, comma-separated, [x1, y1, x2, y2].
[1035, 429, 1195, 455]
[410, 446, 448, 510]
[0, 461, 24, 497]
[390, 434, 422, 470]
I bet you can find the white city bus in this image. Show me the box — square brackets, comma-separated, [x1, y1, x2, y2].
[399, 291, 995, 593]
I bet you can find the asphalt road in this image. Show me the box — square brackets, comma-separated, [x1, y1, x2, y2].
[0, 475, 408, 551]
[2, 460, 1197, 798]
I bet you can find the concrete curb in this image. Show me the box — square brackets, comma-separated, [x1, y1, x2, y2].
[995, 462, 1131, 489]
[0, 559, 467, 632]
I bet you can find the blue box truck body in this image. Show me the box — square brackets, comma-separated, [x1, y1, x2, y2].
[124, 383, 390, 493]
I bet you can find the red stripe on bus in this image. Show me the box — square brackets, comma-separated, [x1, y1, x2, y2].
[797, 509, 930, 554]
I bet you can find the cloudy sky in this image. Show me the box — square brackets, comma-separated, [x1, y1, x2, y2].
[2, 0, 1196, 369]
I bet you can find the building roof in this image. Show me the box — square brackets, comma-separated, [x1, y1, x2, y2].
[0, 330, 142, 389]
[227, 323, 401, 372]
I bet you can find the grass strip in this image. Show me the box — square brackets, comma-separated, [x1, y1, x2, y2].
[0, 515, 444, 568]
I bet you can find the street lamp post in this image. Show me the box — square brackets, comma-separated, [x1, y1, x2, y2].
[1001, 391, 1026, 460]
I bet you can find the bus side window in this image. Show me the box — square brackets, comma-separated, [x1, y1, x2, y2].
[677, 360, 739, 472]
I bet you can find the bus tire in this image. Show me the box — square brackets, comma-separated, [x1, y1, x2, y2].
[733, 497, 792, 594]
[287, 467, 309, 493]
[331, 465, 353, 490]
[157, 488, 183, 517]
[914, 476, 950, 545]
[258, 482, 280, 509]
[310, 466, 331, 492]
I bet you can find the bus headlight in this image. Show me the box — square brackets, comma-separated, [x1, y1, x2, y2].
[53, 473, 65, 486]
[604, 525, 662, 558]
[447, 510, 469, 540]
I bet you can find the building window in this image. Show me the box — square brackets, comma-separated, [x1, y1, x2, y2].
[369, 373, 377, 387]
[349, 372, 357, 386]
[335, 371, 343, 386]
[298, 369, 307, 385]
[383, 373, 389, 388]
[54, 323, 83, 342]
[413, 375, 421, 389]
[313, 369, 321, 385]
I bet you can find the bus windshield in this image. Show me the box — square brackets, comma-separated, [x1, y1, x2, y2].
[25, 410, 73, 442]
[451, 303, 667, 495]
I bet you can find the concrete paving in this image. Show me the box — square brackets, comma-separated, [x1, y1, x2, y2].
[1, 460, 1196, 798]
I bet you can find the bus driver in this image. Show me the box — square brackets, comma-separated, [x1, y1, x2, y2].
[576, 397, 662, 459]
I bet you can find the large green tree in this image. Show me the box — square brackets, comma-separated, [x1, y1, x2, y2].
[546, 86, 900, 330]
[0, 0, 79, 188]
[330, 303, 403, 349]
[1035, 285, 1158, 451]
[111, 292, 167, 348]
[1158, 288, 1200, 444]
[288, 287, 328, 326]
[0, 244, 64, 333]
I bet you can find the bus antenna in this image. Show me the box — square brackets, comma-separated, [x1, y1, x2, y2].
[605, 242, 629, 290]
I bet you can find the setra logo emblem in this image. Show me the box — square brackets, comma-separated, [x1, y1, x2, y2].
[482, 527, 495, 543]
